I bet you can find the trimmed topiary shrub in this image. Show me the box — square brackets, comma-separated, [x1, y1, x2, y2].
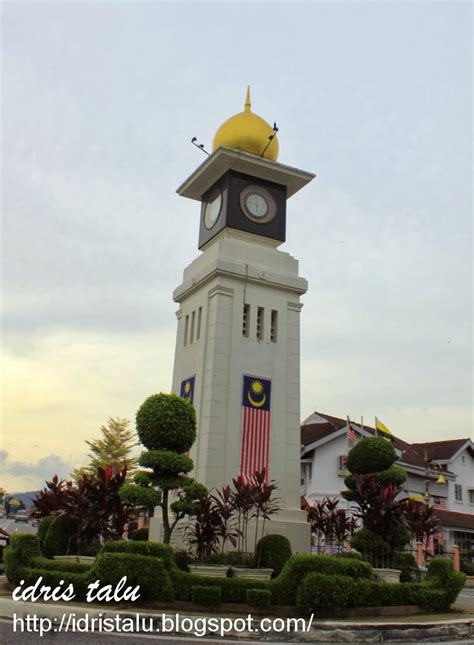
[99, 540, 176, 570]
[256, 534, 292, 578]
[345, 466, 408, 490]
[37, 516, 55, 552]
[191, 585, 221, 608]
[93, 552, 174, 602]
[271, 553, 372, 606]
[425, 556, 466, 607]
[296, 573, 355, 614]
[42, 515, 77, 558]
[132, 527, 149, 541]
[347, 437, 397, 474]
[136, 393, 196, 453]
[246, 588, 272, 609]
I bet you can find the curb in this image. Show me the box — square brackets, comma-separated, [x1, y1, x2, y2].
[1, 597, 473, 642]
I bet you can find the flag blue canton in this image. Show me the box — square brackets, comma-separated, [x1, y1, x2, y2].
[242, 375, 271, 411]
[180, 375, 195, 403]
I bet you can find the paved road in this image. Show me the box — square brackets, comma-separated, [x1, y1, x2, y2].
[1, 518, 37, 537]
[1, 619, 473, 645]
[457, 588, 474, 608]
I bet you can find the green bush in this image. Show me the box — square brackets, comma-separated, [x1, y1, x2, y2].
[42, 516, 76, 558]
[347, 437, 397, 474]
[191, 585, 222, 608]
[394, 551, 419, 582]
[136, 393, 196, 453]
[271, 553, 372, 606]
[256, 534, 292, 578]
[139, 450, 193, 475]
[132, 528, 149, 541]
[94, 552, 174, 602]
[345, 466, 408, 490]
[246, 588, 272, 608]
[425, 557, 466, 607]
[351, 528, 391, 564]
[37, 516, 55, 551]
[4, 534, 41, 585]
[416, 587, 451, 612]
[173, 549, 192, 572]
[99, 540, 176, 570]
[296, 573, 355, 614]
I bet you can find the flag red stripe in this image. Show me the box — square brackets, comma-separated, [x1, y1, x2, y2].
[240, 407, 271, 482]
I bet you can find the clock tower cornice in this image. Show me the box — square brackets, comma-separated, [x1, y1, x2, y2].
[177, 146, 315, 202]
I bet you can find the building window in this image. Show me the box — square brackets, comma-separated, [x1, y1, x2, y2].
[184, 315, 189, 346]
[469, 489, 474, 504]
[455, 484, 463, 502]
[306, 463, 312, 481]
[197, 307, 202, 340]
[270, 309, 278, 343]
[256, 307, 264, 340]
[242, 303, 250, 337]
[190, 310, 195, 344]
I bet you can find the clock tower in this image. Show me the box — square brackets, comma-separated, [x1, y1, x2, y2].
[150, 89, 315, 551]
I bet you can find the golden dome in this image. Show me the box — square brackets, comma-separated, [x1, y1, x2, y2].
[212, 87, 279, 161]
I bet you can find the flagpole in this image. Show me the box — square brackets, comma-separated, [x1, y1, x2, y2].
[360, 416, 364, 434]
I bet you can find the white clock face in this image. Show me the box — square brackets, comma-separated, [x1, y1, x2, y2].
[245, 193, 269, 219]
[240, 185, 277, 224]
[204, 189, 222, 229]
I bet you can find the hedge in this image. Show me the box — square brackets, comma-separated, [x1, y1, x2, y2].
[4, 536, 466, 613]
[271, 554, 372, 606]
[99, 540, 176, 570]
[191, 585, 222, 608]
[297, 573, 354, 613]
[256, 534, 292, 578]
[246, 588, 272, 609]
[171, 569, 270, 603]
[31, 557, 92, 574]
[94, 552, 174, 602]
[4, 534, 41, 585]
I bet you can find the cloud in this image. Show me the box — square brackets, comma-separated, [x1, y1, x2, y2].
[0, 449, 73, 491]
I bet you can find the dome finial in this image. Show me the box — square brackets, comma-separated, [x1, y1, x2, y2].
[244, 85, 251, 113]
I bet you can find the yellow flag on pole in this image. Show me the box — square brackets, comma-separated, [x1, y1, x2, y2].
[375, 417, 395, 441]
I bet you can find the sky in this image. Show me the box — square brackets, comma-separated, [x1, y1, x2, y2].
[1, 1, 472, 492]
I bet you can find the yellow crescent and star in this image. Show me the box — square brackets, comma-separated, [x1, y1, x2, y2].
[248, 379, 266, 408]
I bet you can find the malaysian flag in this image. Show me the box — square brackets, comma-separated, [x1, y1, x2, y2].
[240, 375, 271, 482]
[347, 415, 357, 443]
[180, 375, 195, 403]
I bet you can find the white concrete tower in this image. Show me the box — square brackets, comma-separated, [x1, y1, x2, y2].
[162, 91, 314, 551]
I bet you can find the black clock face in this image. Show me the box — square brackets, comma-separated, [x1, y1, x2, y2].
[204, 188, 222, 229]
[239, 185, 277, 224]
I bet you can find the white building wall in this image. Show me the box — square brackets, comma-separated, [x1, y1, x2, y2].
[302, 433, 351, 505]
[447, 448, 474, 514]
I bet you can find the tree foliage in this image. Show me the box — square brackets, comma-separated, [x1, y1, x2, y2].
[71, 418, 139, 482]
